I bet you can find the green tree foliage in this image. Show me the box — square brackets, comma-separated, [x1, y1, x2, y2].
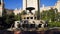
[41, 10, 49, 20]
[40, 8, 60, 27]
[57, 12, 60, 22]
[15, 13, 21, 21]
[41, 8, 58, 21]
[21, 10, 27, 15]
[2, 9, 15, 28]
[5, 12, 15, 24]
[2, 9, 7, 24]
[49, 8, 56, 21]
[2, 9, 8, 29]
[35, 11, 40, 20]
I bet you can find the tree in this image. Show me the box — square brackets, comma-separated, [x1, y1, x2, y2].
[21, 10, 27, 15]
[2, 9, 7, 24]
[57, 12, 60, 22]
[40, 10, 49, 21]
[2, 9, 8, 29]
[6, 12, 15, 23]
[2, 9, 15, 29]
[5, 11, 15, 28]
[54, 8, 58, 13]
[40, 8, 58, 21]
[15, 13, 22, 21]
[35, 11, 40, 20]
[40, 8, 60, 27]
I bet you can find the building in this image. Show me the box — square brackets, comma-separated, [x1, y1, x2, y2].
[40, 0, 60, 12]
[0, 0, 13, 16]
[14, 0, 60, 15]
[23, 0, 39, 10]
[0, 0, 4, 17]
[5, 9, 14, 15]
[14, 0, 40, 15]
[55, 0, 60, 12]
[13, 8, 22, 15]
[40, 4, 52, 12]
[23, 0, 39, 14]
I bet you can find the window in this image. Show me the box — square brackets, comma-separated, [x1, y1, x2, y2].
[30, 17, 33, 19]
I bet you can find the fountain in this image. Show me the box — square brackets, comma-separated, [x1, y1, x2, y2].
[14, 21, 20, 28]
[26, 7, 35, 14]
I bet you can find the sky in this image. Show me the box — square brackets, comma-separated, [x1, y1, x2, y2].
[4, 0, 57, 10]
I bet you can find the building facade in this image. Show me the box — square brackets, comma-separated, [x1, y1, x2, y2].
[0, 0, 4, 17]
[40, 0, 60, 12]
[23, 0, 39, 13]
[13, 8, 23, 15]
[55, 0, 60, 12]
[14, 0, 60, 15]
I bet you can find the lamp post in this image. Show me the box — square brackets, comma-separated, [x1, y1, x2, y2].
[38, 0, 40, 12]
[37, 0, 40, 20]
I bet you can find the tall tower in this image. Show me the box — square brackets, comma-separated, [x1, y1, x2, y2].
[0, 0, 4, 17]
[23, 0, 40, 13]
